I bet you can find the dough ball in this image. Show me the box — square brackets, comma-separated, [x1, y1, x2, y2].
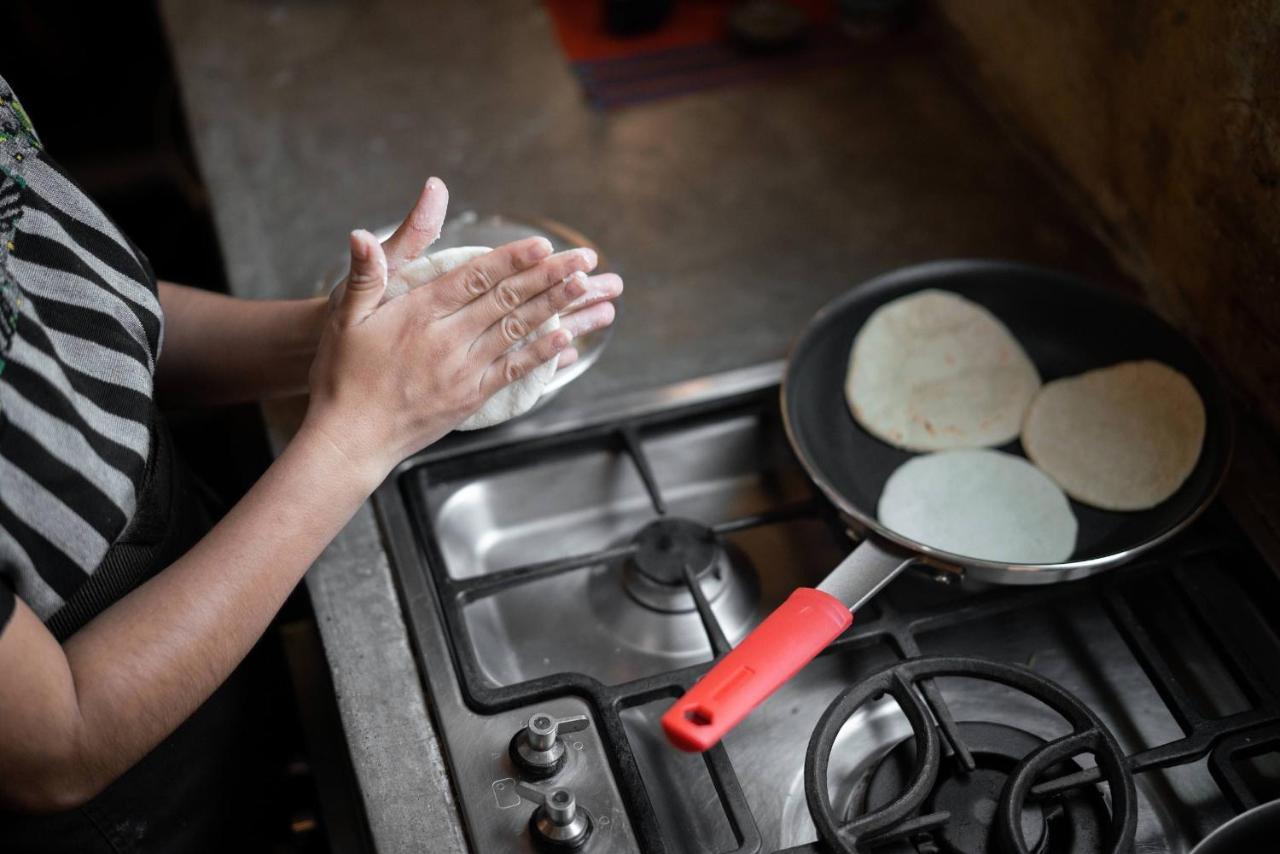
[385, 246, 491, 300]
[1022, 360, 1205, 511]
[845, 289, 1041, 451]
[878, 449, 1077, 564]
[392, 245, 561, 431]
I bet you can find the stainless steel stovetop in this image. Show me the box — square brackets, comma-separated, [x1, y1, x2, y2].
[374, 364, 1280, 854]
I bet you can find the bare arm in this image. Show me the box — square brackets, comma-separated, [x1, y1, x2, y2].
[0, 427, 375, 811]
[0, 178, 618, 811]
[153, 283, 326, 406]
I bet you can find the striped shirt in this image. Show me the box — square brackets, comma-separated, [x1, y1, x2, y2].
[0, 76, 162, 632]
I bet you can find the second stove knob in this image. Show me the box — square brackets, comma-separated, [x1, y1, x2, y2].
[515, 783, 593, 850]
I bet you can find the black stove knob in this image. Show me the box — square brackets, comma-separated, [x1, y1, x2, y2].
[509, 712, 590, 780]
[515, 782, 593, 850]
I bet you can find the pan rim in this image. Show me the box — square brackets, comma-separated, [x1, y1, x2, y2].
[780, 258, 1235, 585]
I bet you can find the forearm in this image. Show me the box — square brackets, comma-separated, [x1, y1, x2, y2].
[1, 427, 383, 809]
[155, 281, 326, 406]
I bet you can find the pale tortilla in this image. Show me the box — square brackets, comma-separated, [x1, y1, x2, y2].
[1022, 360, 1205, 511]
[393, 246, 560, 431]
[878, 449, 1077, 563]
[845, 290, 1041, 452]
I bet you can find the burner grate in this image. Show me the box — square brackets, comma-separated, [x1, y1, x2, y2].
[393, 388, 1280, 853]
[804, 657, 1135, 853]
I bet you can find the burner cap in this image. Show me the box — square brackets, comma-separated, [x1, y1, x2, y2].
[805, 657, 1137, 854]
[590, 517, 759, 651]
[630, 518, 720, 586]
[860, 722, 1101, 854]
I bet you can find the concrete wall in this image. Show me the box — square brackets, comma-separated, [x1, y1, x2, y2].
[937, 2, 1280, 429]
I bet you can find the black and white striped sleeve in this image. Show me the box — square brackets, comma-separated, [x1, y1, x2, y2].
[0, 125, 162, 626]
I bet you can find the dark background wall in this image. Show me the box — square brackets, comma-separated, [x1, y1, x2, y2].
[938, 1, 1280, 430]
[7, 3, 227, 292]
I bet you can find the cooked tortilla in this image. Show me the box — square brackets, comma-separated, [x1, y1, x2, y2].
[845, 289, 1041, 451]
[1022, 360, 1205, 511]
[878, 449, 1077, 563]
[397, 246, 560, 431]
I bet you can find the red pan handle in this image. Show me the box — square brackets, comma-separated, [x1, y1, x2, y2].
[661, 587, 852, 752]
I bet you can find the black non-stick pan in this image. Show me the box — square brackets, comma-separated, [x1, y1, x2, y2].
[663, 260, 1233, 752]
[788, 259, 1233, 581]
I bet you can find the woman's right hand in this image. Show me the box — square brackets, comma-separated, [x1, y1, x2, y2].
[301, 177, 600, 484]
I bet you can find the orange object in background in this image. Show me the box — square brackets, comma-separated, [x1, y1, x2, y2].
[544, 0, 837, 61]
[542, 0, 851, 107]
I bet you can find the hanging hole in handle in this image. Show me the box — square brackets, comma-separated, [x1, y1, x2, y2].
[684, 706, 714, 726]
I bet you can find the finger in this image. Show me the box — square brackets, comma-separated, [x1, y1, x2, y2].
[563, 272, 623, 313]
[559, 299, 616, 339]
[458, 247, 596, 334]
[472, 271, 588, 361]
[556, 347, 580, 370]
[420, 237, 554, 314]
[336, 230, 388, 326]
[382, 177, 449, 270]
[479, 329, 572, 399]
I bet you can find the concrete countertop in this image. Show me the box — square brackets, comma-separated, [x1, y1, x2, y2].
[158, 2, 1142, 851]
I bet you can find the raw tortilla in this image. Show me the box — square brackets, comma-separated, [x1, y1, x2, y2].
[845, 289, 1041, 451]
[393, 246, 561, 431]
[1022, 360, 1205, 511]
[878, 449, 1077, 563]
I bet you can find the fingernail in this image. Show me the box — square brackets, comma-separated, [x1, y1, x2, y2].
[350, 230, 370, 260]
[554, 330, 570, 349]
[530, 237, 554, 259]
[565, 271, 588, 298]
[592, 280, 621, 299]
[576, 247, 598, 268]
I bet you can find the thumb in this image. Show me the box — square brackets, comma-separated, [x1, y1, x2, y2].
[337, 229, 388, 326]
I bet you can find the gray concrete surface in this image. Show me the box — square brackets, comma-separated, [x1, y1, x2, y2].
[157, 2, 1131, 851]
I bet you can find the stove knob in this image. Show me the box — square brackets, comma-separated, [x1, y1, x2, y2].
[515, 782, 592, 850]
[509, 712, 590, 780]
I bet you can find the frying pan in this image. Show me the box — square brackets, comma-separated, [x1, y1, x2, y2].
[1190, 799, 1280, 854]
[662, 259, 1233, 752]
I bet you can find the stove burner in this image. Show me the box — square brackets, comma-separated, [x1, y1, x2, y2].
[858, 722, 1107, 854]
[586, 517, 759, 656]
[631, 518, 720, 585]
[805, 657, 1137, 854]
[623, 518, 728, 612]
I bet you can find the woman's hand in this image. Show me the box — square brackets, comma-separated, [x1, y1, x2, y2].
[156, 180, 621, 408]
[326, 180, 622, 372]
[302, 177, 611, 483]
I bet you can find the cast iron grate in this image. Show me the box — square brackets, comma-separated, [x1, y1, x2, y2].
[396, 388, 1280, 854]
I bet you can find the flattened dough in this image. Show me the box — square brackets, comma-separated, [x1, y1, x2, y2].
[394, 246, 560, 431]
[878, 449, 1077, 563]
[846, 289, 1041, 451]
[1022, 360, 1205, 511]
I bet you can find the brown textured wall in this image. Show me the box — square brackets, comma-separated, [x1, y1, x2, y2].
[936, 1, 1280, 429]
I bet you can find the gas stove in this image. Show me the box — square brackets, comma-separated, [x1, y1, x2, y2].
[374, 364, 1280, 853]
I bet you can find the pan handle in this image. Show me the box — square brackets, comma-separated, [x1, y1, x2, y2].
[661, 539, 909, 752]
